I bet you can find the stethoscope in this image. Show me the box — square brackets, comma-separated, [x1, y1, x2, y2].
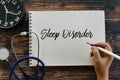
[0, 32, 46, 80]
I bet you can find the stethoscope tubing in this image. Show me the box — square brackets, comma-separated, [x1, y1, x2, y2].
[9, 56, 46, 80]
[6, 60, 20, 80]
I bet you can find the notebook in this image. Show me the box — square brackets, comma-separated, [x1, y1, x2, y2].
[29, 11, 105, 66]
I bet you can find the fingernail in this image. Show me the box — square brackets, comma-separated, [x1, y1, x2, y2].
[91, 46, 95, 49]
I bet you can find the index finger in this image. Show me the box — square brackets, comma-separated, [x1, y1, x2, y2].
[93, 42, 112, 51]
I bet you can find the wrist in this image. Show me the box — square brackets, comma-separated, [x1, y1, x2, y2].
[97, 76, 108, 80]
[97, 71, 109, 80]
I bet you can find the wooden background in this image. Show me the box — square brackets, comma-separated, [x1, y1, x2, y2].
[0, 0, 120, 80]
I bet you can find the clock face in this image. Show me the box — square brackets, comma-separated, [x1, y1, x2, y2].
[0, 0, 24, 28]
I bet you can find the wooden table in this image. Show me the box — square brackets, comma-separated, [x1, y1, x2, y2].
[0, 0, 120, 80]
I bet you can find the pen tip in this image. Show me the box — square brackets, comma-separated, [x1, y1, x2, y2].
[86, 42, 93, 46]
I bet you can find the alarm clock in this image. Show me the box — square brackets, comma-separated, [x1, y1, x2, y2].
[0, 0, 25, 28]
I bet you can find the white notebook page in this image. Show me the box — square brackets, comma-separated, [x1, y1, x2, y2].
[29, 11, 105, 66]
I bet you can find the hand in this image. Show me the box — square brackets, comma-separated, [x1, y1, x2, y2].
[90, 42, 113, 80]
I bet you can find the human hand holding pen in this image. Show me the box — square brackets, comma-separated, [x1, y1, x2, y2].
[90, 42, 113, 80]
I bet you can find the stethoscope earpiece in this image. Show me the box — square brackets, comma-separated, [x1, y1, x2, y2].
[0, 48, 9, 60]
[20, 32, 28, 36]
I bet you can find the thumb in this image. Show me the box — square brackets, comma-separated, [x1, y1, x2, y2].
[91, 46, 101, 61]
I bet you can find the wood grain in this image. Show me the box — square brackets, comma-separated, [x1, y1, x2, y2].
[0, 0, 120, 80]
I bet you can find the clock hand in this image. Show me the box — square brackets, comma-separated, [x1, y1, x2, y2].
[4, 5, 17, 16]
[3, 5, 8, 22]
[5, 13, 8, 22]
[4, 5, 8, 13]
[8, 11, 17, 15]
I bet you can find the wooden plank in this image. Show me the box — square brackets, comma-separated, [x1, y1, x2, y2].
[24, 0, 104, 11]
[105, 0, 120, 19]
[106, 20, 120, 52]
[106, 20, 120, 71]
[40, 0, 104, 2]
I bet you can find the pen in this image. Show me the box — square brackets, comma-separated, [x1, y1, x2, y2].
[87, 42, 120, 61]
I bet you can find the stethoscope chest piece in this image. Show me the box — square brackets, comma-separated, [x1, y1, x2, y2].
[0, 48, 9, 60]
